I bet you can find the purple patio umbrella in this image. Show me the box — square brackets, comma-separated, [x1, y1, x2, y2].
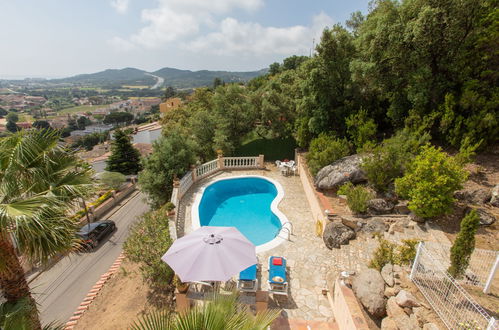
[161, 226, 256, 282]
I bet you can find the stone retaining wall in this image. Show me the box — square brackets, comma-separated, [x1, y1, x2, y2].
[332, 278, 370, 330]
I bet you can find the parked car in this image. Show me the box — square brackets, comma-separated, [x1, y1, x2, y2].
[77, 220, 116, 249]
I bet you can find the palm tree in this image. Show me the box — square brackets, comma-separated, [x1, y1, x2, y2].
[0, 129, 92, 329]
[130, 293, 280, 330]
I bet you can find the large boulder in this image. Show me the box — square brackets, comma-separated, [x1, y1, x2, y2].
[490, 185, 499, 207]
[396, 290, 421, 308]
[394, 200, 411, 214]
[323, 222, 355, 249]
[381, 263, 395, 287]
[352, 268, 386, 317]
[472, 208, 496, 226]
[315, 155, 367, 190]
[386, 297, 412, 330]
[380, 317, 398, 330]
[455, 188, 492, 205]
[360, 217, 389, 235]
[368, 199, 395, 215]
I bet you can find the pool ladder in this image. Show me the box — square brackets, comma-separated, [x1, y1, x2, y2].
[279, 222, 294, 241]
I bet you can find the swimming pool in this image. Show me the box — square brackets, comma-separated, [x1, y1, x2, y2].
[192, 176, 290, 252]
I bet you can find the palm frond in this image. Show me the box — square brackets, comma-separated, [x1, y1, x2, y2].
[129, 310, 173, 330]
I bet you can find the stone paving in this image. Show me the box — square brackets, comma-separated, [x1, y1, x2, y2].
[176, 166, 378, 322]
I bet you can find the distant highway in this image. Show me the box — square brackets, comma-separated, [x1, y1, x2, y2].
[145, 73, 164, 89]
[31, 191, 149, 325]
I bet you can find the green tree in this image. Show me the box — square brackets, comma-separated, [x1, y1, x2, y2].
[163, 86, 176, 100]
[306, 134, 350, 175]
[268, 62, 281, 75]
[124, 207, 173, 290]
[138, 130, 197, 208]
[32, 120, 51, 130]
[103, 112, 134, 126]
[448, 210, 480, 278]
[76, 116, 91, 130]
[6, 121, 19, 133]
[99, 171, 126, 191]
[0, 130, 92, 329]
[345, 109, 377, 151]
[131, 293, 279, 330]
[0, 108, 7, 118]
[395, 145, 467, 218]
[105, 129, 142, 175]
[6, 112, 18, 123]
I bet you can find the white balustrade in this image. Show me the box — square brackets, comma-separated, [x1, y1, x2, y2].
[178, 171, 194, 198]
[223, 156, 259, 169]
[195, 159, 219, 179]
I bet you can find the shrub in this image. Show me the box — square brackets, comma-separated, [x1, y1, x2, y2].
[91, 190, 113, 207]
[100, 171, 127, 191]
[396, 239, 419, 265]
[306, 134, 350, 175]
[124, 206, 174, 290]
[346, 109, 377, 152]
[337, 182, 353, 196]
[448, 210, 480, 278]
[395, 145, 467, 218]
[361, 129, 430, 192]
[165, 202, 175, 212]
[369, 238, 419, 270]
[338, 183, 373, 214]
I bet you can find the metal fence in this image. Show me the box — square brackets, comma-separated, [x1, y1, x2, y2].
[411, 243, 498, 330]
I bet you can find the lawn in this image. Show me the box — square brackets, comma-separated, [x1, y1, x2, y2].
[58, 105, 104, 115]
[235, 136, 297, 161]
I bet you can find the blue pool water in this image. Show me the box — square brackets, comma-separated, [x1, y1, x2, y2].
[198, 177, 282, 246]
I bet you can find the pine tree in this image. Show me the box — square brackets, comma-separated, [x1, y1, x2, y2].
[448, 210, 480, 278]
[105, 129, 142, 175]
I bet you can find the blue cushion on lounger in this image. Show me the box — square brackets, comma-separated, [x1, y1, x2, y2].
[239, 264, 257, 281]
[269, 256, 286, 284]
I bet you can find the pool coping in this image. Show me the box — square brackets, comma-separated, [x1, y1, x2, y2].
[191, 175, 292, 253]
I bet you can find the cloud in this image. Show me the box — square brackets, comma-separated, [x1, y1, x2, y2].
[186, 13, 334, 56]
[110, 0, 130, 14]
[109, 36, 136, 51]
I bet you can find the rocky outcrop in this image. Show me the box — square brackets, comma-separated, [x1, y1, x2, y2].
[455, 188, 492, 205]
[490, 185, 499, 207]
[472, 208, 496, 226]
[386, 297, 412, 330]
[409, 212, 425, 223]
[380, 317, 398, 330]
[368, 198, 395, 215]
[396, 290, 421, 308]
[360, 217, 389, 235]
[323, 222, 355, 249]
[352, 268, 386, 317]
[381, 264, 395, 287]
[315, 155, 367, 190]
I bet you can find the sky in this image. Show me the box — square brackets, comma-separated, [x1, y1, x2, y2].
[0, 0, 370, 79]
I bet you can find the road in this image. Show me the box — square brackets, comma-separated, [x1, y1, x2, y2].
[145, 73, 164, 89]
[31, 191, 149, 325]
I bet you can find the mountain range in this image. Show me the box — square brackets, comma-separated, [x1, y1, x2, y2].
[48, 67, 267, 89]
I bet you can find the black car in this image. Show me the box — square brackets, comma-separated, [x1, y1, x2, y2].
[77, 220, 116, 249]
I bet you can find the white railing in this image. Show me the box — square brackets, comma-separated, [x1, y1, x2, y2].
[411, 243, 498, 330]
[178, 171, 194, 199]
[196, 159, 219, 180]
[223, 156, 259, 169]
[424, 241, 499, 293]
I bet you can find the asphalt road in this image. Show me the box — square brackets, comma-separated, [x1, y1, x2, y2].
[31, 191, 149, 325]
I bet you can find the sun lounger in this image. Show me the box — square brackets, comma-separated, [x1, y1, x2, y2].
[237, 264, 258, 292]
[268, 256, 288, 296]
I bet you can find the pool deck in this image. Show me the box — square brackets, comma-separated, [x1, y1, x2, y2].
[176, 166, 377, 324]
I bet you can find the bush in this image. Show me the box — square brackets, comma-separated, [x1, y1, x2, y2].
[361, 129, 430, 192]
[306, 134, 350, 175]
[91, 191, 113, 207]
[345, 109, 377, 152]
[369, 238, 419, 270]
[99, 171, 126, 191]
[338, 183, 373, 214]
[124, 207, 174, 290]
[395, 145, 467, 218]
[448, 210, 480, 278]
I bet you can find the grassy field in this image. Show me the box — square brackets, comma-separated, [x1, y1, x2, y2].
[235, 136, 296, 161]
[58, 105, 104, 115]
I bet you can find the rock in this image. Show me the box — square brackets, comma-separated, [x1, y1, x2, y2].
[340, 215, 364, 231]
[323, 222, 356, 249]
[473, 208, 496, 226]
[423, 323, 439, 330]
[455, 188, 492, 205]
[361, 217, 389, 234]
[381, 264, 395, 287]
[490, 185, 499, 207]
[394, 201, 411, 214]
[381, 317, 398, 330]
[368, 198, 395, 215]
[413, 307, 431, 327]
[396, 290, 421, 308]
[386, 297, 412, 330]
[352, 268, 386, 317]
[315, 154, 367, 190]
[409, 212, 425, 223]
[409, 314, 422, 329]
[384, 286, 400, 298]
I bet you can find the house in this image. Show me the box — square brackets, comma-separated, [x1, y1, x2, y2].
[70, 124, 113, 137]
[159, 97, 182, 114]
[132, 122, 162, 145]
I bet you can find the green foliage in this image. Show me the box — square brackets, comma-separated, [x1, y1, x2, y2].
[91, 191, 113, 207]
[338, 183, 373, 214]
[130, 292, 280, 330]
[124, 207, 174, 290]
[6, 112, 19, 123]
[99, 171, 126, 191]
[138, 129, 197, 208]
[448, 210, 480, 278]
[345, 109, 377, 151]
[103, 111, 134, 125]
[105, 129, 142, 175]
[235, 136, 296, 161]
[6, 120, 19, 133]
[306, 134, 350, 175]
[369, 238, 419, 271]
[395, 145, 467, 218]
[455, 137, 482, 166]
[362, 129, 430, 192]
[164, 202, 175, 212]
[71, 131, 108, 151]
[0, 298, 34, 330]
[32, 120, 51, 130]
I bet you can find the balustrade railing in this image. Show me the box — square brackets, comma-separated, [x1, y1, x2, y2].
[195, 159, 218, 180]
[223, 156, 259, 168]
[178, 170, 194, 199]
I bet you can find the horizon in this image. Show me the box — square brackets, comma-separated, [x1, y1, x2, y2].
[1, 0, 369, 78]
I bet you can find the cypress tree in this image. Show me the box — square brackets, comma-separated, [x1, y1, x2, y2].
[105, 129, 142, 175]
[448, 210, 480, 278]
